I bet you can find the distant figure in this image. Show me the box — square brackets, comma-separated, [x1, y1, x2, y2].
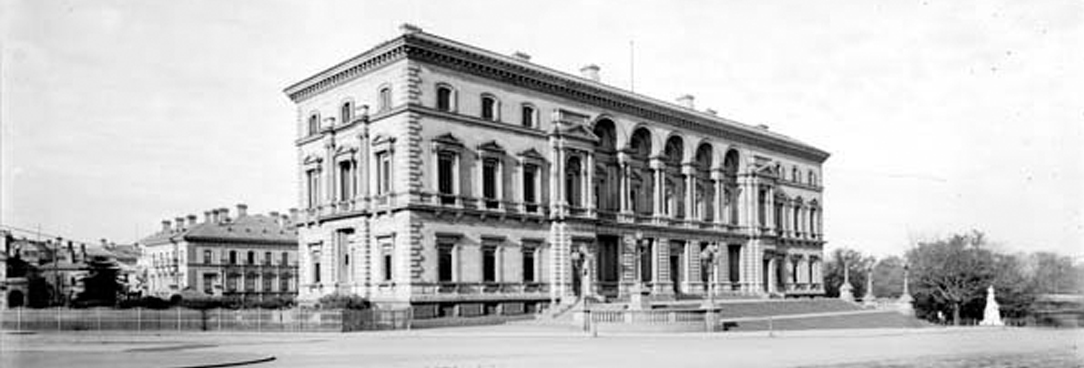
[937, 311, 945, 325]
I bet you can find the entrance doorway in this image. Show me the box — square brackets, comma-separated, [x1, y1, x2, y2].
[596, 235, 620, 298]
[669, 240, 684, 295]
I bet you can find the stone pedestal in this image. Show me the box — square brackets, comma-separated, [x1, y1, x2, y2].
[839, 282, 855, 302]
[628, 284, 651, 310]
[896, 293, 914, 316]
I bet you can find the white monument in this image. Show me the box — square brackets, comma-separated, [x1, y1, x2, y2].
[979, 285, 1004, 326]
[862, 268, 877, 307]
[839, 264, 855, 302]
[896, 264, 914, 316]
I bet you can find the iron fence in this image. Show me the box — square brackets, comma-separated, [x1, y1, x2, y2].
[0, 307, 412, 332]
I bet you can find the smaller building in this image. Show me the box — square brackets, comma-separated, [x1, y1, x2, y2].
[137, 204, 299, 301]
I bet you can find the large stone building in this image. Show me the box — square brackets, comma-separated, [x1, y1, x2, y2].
[137, 205, 299, 301]
[284, 25, 829, 316]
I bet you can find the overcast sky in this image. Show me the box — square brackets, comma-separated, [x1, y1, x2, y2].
[2, 0, 1081, 258]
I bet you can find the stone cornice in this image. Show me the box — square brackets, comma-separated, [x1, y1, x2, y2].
[283, 31, 830, 162]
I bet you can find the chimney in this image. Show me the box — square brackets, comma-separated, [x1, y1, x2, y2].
[269, 211, 281, 226]
[187, 214, 198, 227]
[218, 208, 230, 222]
[399, 23, 422, 34]
[281, 214, 291, 228]
[289, 208, 299, 223]
[580, 65, 600, 82]
[174, 217, 185, 231]
[677, 94, 695, 109]
[512, 51, 531, 61]
[236, 204, 248, 218]
[161, 220, 172, 232]
[204, 211, 213, 223]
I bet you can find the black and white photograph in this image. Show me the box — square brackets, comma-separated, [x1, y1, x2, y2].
[1, 1, 1082, 367]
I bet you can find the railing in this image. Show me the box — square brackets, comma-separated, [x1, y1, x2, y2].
[0, 307, 415, 332]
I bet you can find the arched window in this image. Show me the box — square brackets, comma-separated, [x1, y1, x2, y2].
[809, 170, 817, 186]
[378, 86, 392, 112]
[307, 113, 320, 136]
[340, 101, 353, 124]
[792, 167, 799, 182]
[481, 95, 499, 121]
[521, 104, 536, 128]
[565, 156, 582, 207]
[436, 84, 455, 112]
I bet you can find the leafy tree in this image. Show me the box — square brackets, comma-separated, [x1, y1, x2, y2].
[74, 256, 124, 307]
[823, 248, 875, 298]
[872, 256, 905, 298]
[906, 231, 995, 325]
[987, 252, 1035, 320]
[1028, 252, 1082, 295]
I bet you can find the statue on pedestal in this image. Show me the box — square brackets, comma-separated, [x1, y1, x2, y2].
[862, 267, 877, 307]
[979, 285, 1004, 326]
[896, 263, 914, 316]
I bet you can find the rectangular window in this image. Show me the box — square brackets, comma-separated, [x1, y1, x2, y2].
[481, 97, 497, 120]
[264, 252, 272, 265]
[521, 105, 535, 127]
[482, 246, 496, 283]
[338, 160, 354, 201]
[522, 247, 536, 282]
[438, 242, 454, 283]
[436, 87, 453, 111]
[438, 152, 456, 204]
[382, 254, 393, 282]
[226, 275, 238, 292]
[263, 275, 273, 292]
[306, 169, 320, 208]
[483, 158, 499, 209]
[383, 88, 392, 110]
[245, 275, 255, 292]
[280, 275, 290, 292]
[523, 164, 538, 212]
[377, 152, 391, 196]
[281, 252, 288, 266]
[203, 273, 215, 294]
[247, 251, 255, 265]
[229, 251, 237, 265]
[313, 262, 321, 283]
[203, 249, 212, 264]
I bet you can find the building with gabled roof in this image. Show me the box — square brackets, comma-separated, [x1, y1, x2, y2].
[137, 204, 299, 301]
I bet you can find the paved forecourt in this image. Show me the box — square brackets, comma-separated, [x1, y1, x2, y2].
[2, 326, 1081, 368]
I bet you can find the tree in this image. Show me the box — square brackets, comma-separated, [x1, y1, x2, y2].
[1028, 252, 1082, 295]
[872, 256, 905, 298]
[987, 252, 1035, 320]
[74, 256, 124, 307]
[823, 248, 875, 298]
[906, 231, 995, 325]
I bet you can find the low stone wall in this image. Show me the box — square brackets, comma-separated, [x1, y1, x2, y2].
[0, 307, 411, 332]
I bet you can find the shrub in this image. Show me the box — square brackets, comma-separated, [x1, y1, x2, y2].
[316, 293, 371, 310]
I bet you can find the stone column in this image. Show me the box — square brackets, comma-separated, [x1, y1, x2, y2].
[711, 170, 725, 226]
[650, 158, 665, 219]
[654, 237, 670, 295]
[682, 164, 696, 221]
[552, 139, 564, 215]
[585, 152, 596, 215]
[618, 152, 630, 215]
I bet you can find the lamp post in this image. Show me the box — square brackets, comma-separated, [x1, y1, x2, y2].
[630, 231, 649, 310]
